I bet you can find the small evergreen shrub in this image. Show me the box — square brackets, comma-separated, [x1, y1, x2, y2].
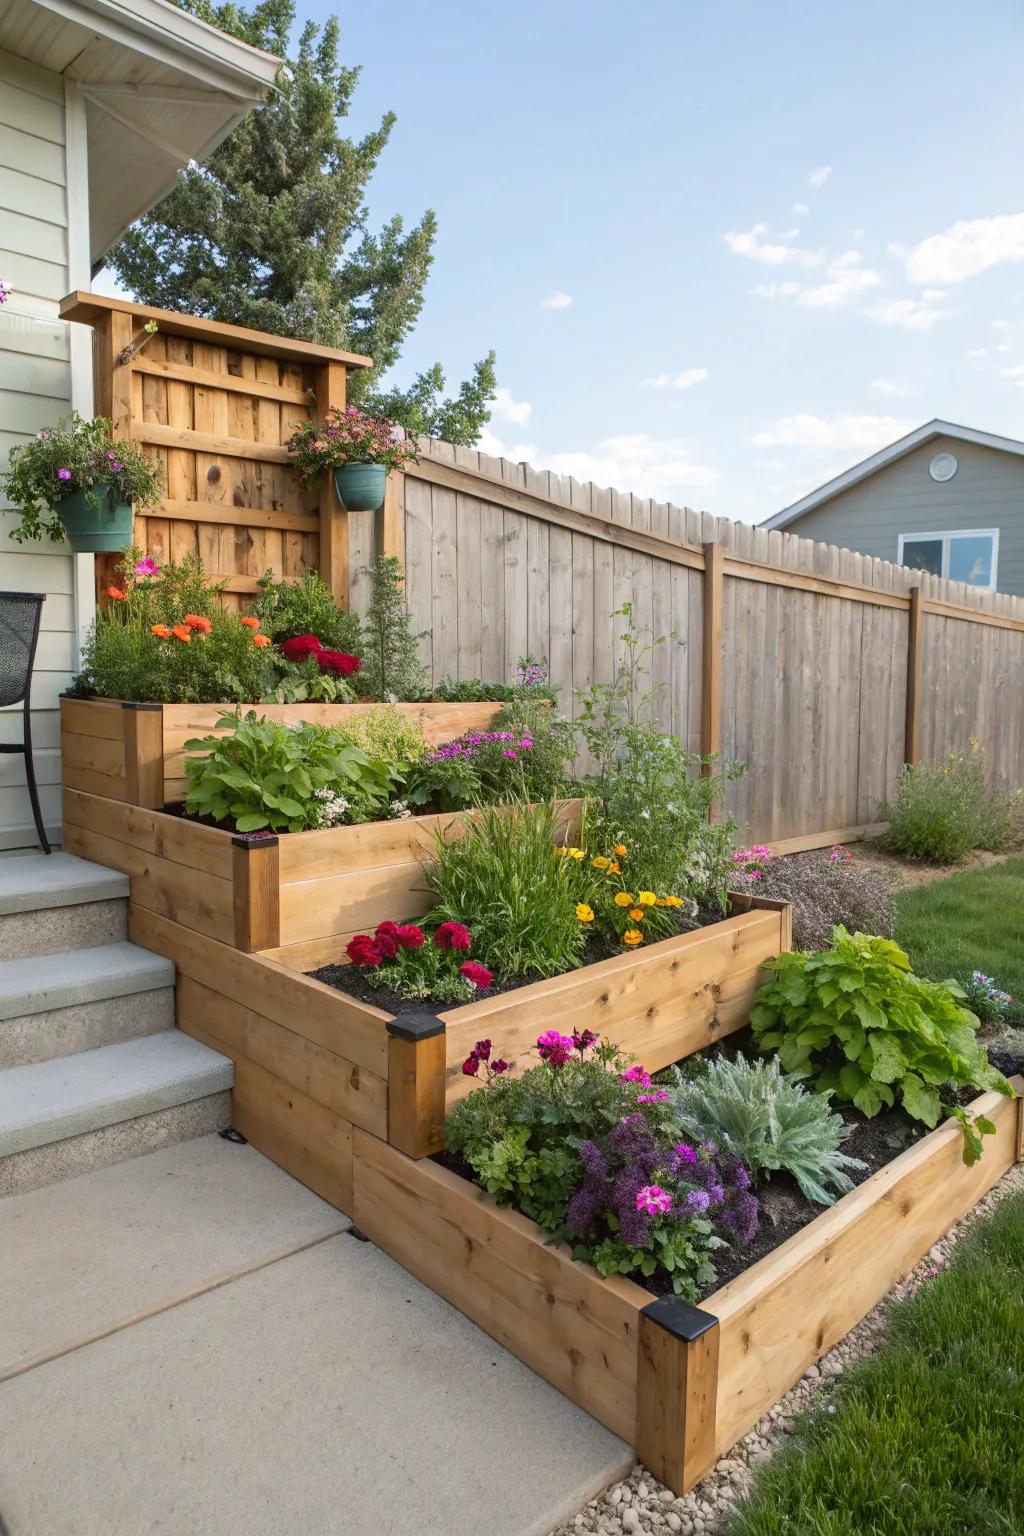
[357, 556, 428, 701]
[665, 1055, 865, 1205]
[881, 744, 1012, 863]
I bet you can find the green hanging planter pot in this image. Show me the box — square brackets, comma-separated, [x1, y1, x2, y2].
[333, 462, 388, 512]
[56, 480, 134, 553]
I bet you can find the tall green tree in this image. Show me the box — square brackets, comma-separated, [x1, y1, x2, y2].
[104, 0, 496, 444]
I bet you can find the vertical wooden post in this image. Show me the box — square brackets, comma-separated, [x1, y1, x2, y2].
[637, 1297, 720, 1496]
[92, 309, 136, 604]
[375, 469, 406, 566]
[121, 702, 164, 809]
[231, 835, 281, 952]
[312, 360, 349, 609]
[904, 585, 923, 766]
[386, 1012, 447, 1158]
[700, 542, 725, 824]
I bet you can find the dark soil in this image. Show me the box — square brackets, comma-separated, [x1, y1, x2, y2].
[307, 915, 731, 1015]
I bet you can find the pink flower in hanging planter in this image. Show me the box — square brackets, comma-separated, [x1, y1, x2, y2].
[0, 279, 11, 305]
[56, 468, 72, 482]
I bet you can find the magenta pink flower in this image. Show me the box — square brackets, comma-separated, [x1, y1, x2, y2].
[619, 1064, 652, 1087]
[536, 1029, 574, 1067]
[635, 1185, 673, 1215]
[134, 556, 160, 576]
[637, 1089, 669, 1104]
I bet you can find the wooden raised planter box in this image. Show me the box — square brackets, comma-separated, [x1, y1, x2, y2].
[63, 787, 581, 959]
[60, 696, 505, 810]
[350, 1078, 1024, 1495]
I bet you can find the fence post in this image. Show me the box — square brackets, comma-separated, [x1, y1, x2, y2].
[637, 1297, 720, 1494]
[313, 360, 349, 610]
[700, 543, 724, 818]
[375, 469, 406, 567]
[904, 585, 923, 765]
[92, 308, 135, 606]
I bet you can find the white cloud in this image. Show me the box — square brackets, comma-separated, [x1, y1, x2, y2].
[904, 214, 1024, 285]
[540, 290, 573, 310]
[808, 165, 832, 188]
[751, 251, 881, 311]
[640, 368, 709, 390]
[724, 223, 825, 267]
[491, 386, 532, 426]
[1001, 364, 1024, 385]
[993, 317, 1011, 331]
[478, 428, 718, 500]
[967, 347, 988, 358]
[792, 201, 810, 215]
[751, 413, 914, 451]
[870, 378, 909, 397]
[864, 294, 951, 331]
[996, 342, 1011, 352]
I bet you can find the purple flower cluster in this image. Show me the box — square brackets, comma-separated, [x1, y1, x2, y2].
[0, 279, 11, 305]
[565, 1117, 759, 1253]
[428, 729, 535, 764]
[515, 659, 548, 689]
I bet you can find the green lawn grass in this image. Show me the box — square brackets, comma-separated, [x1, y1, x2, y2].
[893, 857, 1024, 998]
[727, 1191, 1024, 1536]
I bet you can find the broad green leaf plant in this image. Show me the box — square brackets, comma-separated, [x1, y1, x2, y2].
[751, 927, 1013, 1163]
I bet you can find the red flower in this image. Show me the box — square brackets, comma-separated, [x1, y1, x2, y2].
[375, 932, 398, 960]
[319, 649, 362, 677]
[472, 1038, 493, 1059]
[345, 934, 383, 967]
[376, 921, 400, 938]
[280, 634, 324, 663]
[395, 924, 425, 949]
[435, 920, 472, 952]
[461, 1056, 481, 1076]
[490, 1058, 510, 1075]
[461, 963, 494, 991]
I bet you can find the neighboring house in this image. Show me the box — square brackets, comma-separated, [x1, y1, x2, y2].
[0, 0, 278, 850]
[761, 420, 1024, 599]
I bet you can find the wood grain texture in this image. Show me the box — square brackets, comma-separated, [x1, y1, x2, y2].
[386, 1029, 446, 1158]
[231, 837, 281, 951]
[637, 1312, 719, 1494]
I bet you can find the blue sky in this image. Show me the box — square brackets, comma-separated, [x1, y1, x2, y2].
[289, 0, 1024, 522]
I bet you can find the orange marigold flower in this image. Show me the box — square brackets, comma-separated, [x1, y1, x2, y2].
[614, 843, 628, 857]
[252, 632, 271, 647]
[184, 614, 212, 633]
[623, 929, 644, 946]
[607, 861, 621, 874]
[240, 615, 260, 629]
[628, 908, 645, 922]
[171, 625, 192, 643]
[150, 624, 172, 638]
[107, 586, 126, 601]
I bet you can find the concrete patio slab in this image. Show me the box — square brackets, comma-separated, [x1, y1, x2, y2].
[1, 1133, 347, 1381]
[0, 1230, 632, 1536]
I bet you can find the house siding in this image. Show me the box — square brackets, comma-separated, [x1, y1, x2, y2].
[780, 436, 1024, 597]
[0, 46, 75, 850]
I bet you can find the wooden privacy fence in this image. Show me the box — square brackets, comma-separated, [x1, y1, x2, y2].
[64, 295, 1024, 847]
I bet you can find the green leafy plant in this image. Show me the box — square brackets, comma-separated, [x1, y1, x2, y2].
[334, 705, 427, 781]
[285, 406, 417, 480]
[183, 709, 398, 832]
[665, 1055, 866, 1205]
[357, 555, 427, 701]
[261, 655, 356, 703]
[252, 569, 363, 654]
[405, 704, 575, 812]
[425, 801, 590, 979]
[751, 928, 1013, 1161]
[75, 550, 272, 704]
[433, 658, 558, 704]
[3, 413, 163, 543]
[881, 743, 1013, 863]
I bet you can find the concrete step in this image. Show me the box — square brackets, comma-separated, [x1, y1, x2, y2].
[0, 942, 176, 1067]
[0, 1032, 233, 1197]
[0, 854, 128, 961]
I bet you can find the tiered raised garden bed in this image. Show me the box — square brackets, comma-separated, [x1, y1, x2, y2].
[60, 696, 505, 810]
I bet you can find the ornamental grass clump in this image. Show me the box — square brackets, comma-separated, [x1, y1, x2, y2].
[732, 843, 896, 950]
[881, 742, 1013, 863]
[751, 927, 1014, 1163]
[665, 1054, 866, 1205]
[445, 1033, 759, 1297]
[425, 801, 591, 979]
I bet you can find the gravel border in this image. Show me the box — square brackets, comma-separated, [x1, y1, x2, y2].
[550, 1160, 1024, 1536]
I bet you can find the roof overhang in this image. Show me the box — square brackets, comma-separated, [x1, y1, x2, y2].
[761, 418, 1024, 531]
[1, 0, 280, 262]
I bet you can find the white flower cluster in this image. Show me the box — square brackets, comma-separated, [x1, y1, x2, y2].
[387, 800, 413, 820]
[312, 786, 349, 827]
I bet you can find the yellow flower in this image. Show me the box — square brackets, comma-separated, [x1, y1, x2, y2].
[665, 895, 685, 909]
[638, 891, 656, 906]
[614, 844, 628, 857]
[969, 736, 980, 752]
[555, 846, 567, 856]
[623, 929, 644, 946]
[654, 897, 668, 907]
[628, 908, 645, 922]
[569, 848, 585, 860]
[576, 903, 595, 923]
[608, 861, 621, 874]
[592, 855, 610, 869]
[614, 891, 634, 908]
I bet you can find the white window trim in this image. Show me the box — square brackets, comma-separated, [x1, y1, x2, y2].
[897, 528, 1000, 592]
[64, 76, 97, 662]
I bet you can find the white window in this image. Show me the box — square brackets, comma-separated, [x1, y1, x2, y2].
[897, 529, 999, 591]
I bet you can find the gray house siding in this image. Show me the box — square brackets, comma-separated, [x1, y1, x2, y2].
[780, 436, 1024, 597]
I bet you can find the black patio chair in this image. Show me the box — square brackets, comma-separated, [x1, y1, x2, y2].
[0, 592, 51, 853]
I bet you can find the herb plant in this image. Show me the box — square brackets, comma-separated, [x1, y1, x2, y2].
[183, 710, 398, 832]
[881, 743, 1013, 863]
[357, 556, 427, 701]
[665, 1054, 866, 1205]
[3, 413, 163, 543]
[751, 928, 1013, 1160]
